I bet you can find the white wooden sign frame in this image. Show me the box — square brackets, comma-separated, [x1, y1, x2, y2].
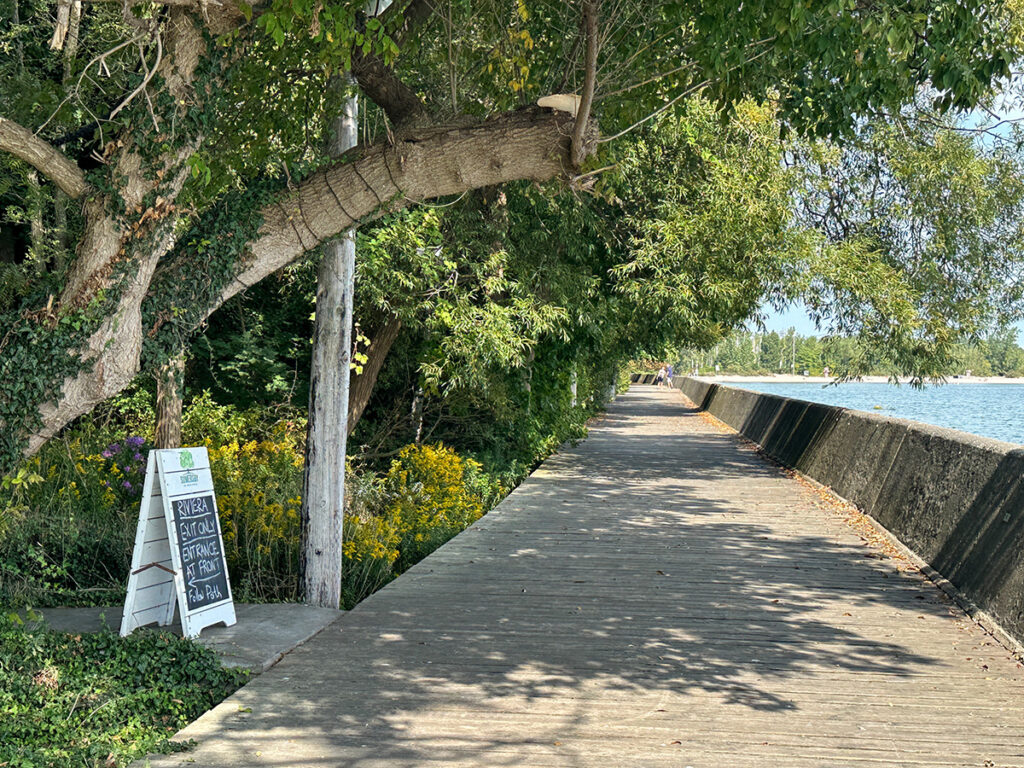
[120, 447, 236, 638]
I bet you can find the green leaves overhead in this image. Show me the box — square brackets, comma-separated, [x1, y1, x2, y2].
[793, 108, 1024, 380]
[604, 95, 1024, 381]
[236, 0, 1020, 146]
[611, 99, 806, 346]
[685, 0, 1015, 136]
[355, 198, 569, 395]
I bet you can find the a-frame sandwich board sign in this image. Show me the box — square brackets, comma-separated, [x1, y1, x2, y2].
[120, 447, 236, 638]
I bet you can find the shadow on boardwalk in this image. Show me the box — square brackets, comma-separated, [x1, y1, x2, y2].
[145, 387, 1024, 768]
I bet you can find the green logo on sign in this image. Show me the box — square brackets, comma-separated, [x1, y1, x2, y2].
[179, 450, 195, 469]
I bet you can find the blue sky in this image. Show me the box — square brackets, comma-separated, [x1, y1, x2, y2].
[757, 302, 818, 335]
[758, 301, 1024, 340]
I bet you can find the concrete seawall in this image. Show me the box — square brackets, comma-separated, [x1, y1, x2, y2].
[662, 375, 1024, 647]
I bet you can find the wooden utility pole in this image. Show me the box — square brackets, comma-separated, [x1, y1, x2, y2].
[301, 0, 391, 609]
[301, 87, 358, 609]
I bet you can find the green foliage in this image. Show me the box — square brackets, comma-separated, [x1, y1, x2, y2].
[0, 391, 298, 608]
[206, 422, 306, 601]
[612, 99, 807, 348]
[357, 197, 569, 394]
[339, 0, 1019, 139]
[140, 179, 284, 373]
[341, 443, 494, 607]
[0, 392, 513, 610]
[0, 617, 244, 768]
[0, 296, 119, 479]
[381, 443, 487, 571]
[189, 265, 315, 408]
[1, 0, 1022, 471]
[0, 433, 149, 608]
[793, 108, 1024, 380]
[685, 0, 1014, 133]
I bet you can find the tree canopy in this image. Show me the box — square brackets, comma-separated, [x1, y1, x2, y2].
[0, 0, 1022, 473]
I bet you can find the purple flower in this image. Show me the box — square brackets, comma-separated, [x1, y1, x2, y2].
[108, 443, 121, 454]
[122, 480, 132, 490]
[101, 450, 113, 458]
[133, 452, 143, 461]
[126, 436, 145, 448]
[104, 481, 110, 488]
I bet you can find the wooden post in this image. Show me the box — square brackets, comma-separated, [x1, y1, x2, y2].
[300, 0, 391, 608]
[301, 86, 358, 609]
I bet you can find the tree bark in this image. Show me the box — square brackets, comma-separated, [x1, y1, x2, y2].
[0, 117, 90, 200]
[301, 74, 360, 609]
[217, 108, 576, 309]
[0, 2, 596, 476]
[26, 171, 44, 255]
[571, 0, 599, 168]
[154, 352, 185, 449]
[301, 233, 355, 609]
[62, 0, 82, 81]
[347, 314, 402, 434]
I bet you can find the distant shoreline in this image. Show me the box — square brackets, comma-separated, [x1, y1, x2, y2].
[692, 374, 1024, 385]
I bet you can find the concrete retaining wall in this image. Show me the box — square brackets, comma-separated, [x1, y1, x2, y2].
[630, 373, 658, 385]
[671, 376, 1024, 646]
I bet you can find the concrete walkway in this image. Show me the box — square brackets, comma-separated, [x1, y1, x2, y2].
[145, 387, 1024, 768]
[33, 603, 341, 674]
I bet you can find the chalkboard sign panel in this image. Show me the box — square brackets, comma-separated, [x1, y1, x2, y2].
[173, 494, 230, 611]
[120, 448, 236, 638]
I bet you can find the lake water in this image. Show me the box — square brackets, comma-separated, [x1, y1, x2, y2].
[731, 381, 1024, 446]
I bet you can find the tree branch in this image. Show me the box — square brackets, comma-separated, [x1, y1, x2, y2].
[218, 107, 577, 308]
[350, 52, 428, 128]
[350, 0, 436, 128]
[0, 116, 90, 199]
[377, 0, 435, 48]
[17, 106, 580, 463]
[75, 0, 432, 128]
[571, 0, 599, 167]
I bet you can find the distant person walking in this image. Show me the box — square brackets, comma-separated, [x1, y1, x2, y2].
[654, 365, 667, 386]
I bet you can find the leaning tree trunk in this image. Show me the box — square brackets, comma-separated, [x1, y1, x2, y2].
[347, 314, 402, 435]
[154, 352, 185, 449]
[5, 106, 582, 471]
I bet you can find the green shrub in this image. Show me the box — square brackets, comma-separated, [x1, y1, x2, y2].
[207, 425, 306, 602]
[0, 616, 245, 767]
[382, 443, 486, 571]
[0, 395, 306, 608]
[0, 436, 149, 607]
[1, 391, 506, 614]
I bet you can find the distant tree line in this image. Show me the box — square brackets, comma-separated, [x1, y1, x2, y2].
[676, 327, 1024, 378]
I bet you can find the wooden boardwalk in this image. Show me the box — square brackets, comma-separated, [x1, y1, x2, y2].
[147, 387, 1024, 768]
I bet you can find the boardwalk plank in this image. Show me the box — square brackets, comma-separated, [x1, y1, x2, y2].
[141, 387, 1024, 768]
